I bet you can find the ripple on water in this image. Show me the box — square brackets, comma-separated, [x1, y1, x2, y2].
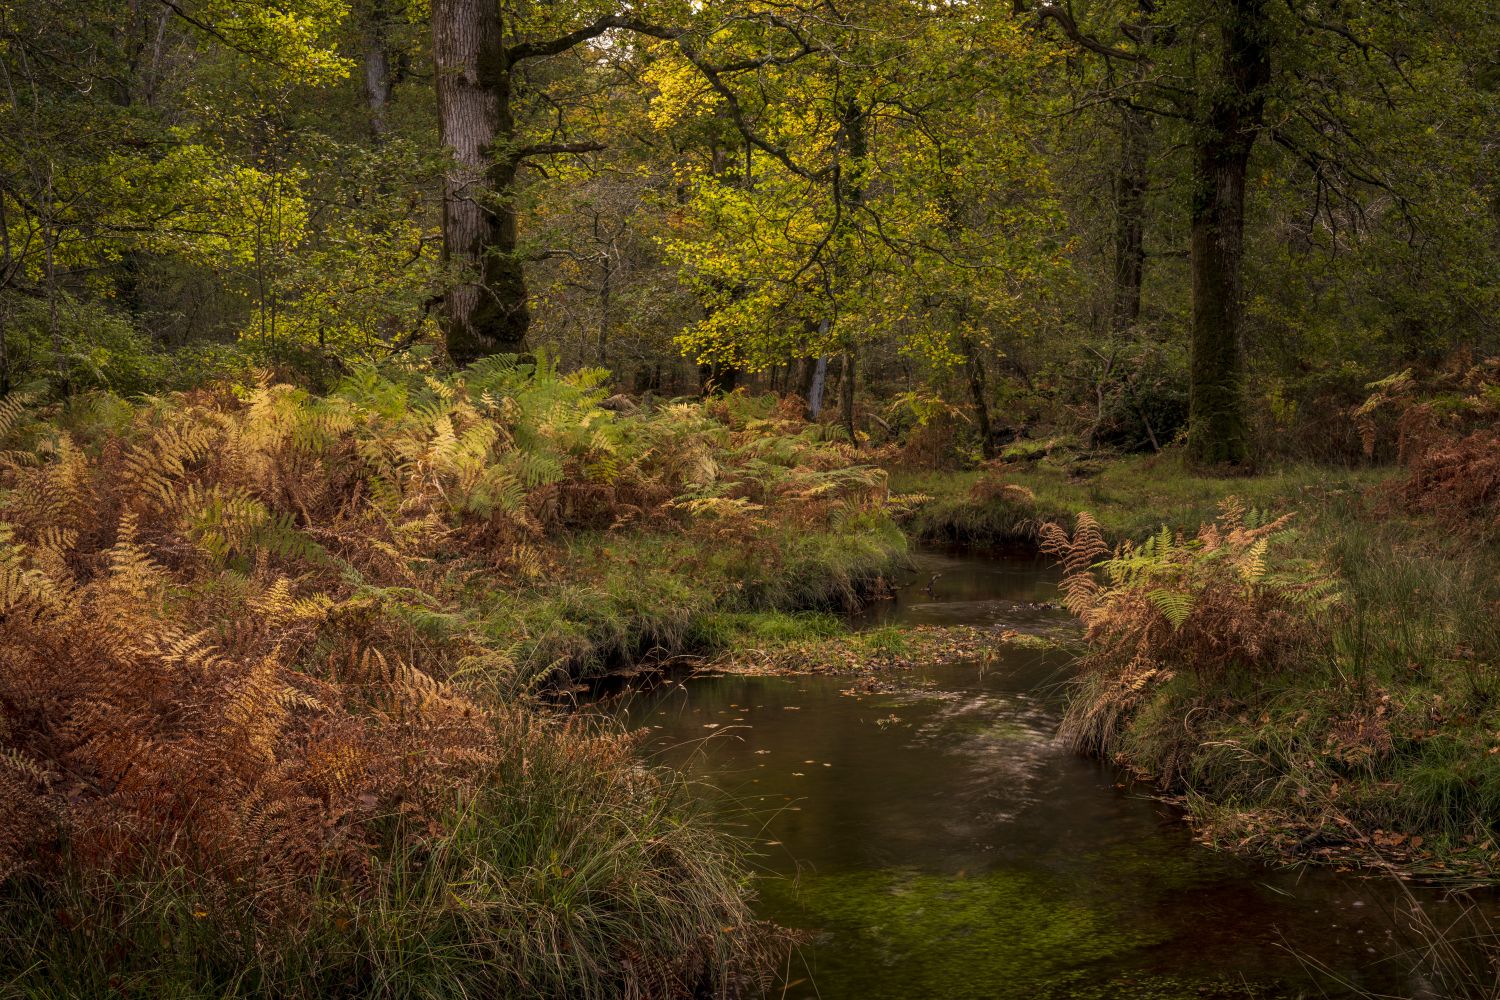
[614, 548, 1475, 1000]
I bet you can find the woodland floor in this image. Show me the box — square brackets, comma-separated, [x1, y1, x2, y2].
[885, 454, 1500, 886]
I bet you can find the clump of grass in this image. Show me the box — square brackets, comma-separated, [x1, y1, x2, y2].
[0, 712, 784, 999]
[854, 625, 912, 659]
[690, 610, 845, 649]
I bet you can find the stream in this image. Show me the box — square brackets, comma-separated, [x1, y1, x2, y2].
[609, 548, 1470, 999]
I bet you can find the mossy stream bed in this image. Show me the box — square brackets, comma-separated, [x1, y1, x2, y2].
[609, 548, 1485, 999]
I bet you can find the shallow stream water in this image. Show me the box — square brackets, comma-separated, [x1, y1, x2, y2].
[610, 548, 1471, 999]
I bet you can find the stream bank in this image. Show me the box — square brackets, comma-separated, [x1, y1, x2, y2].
[606, 546, 1495, 1000]
[890, 460, 1500, 885]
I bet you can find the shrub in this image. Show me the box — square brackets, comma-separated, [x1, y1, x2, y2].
[1040, 501, 1340, 758]
[0, 361, 908, 995]
[1356, 359, 1500, 533]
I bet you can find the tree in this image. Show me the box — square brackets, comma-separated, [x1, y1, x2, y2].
[426, 1, 840, 367]
[656, 0, 1068, 440]
[1186, 0, 1269, 465]
[1036, 0, 1268, 464]
[1035, 0, 1497, 464]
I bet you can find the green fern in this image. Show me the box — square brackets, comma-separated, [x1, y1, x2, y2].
[1147, 588, 1195, 628]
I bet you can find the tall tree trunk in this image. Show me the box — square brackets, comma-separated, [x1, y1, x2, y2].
[835, 99, 866, 447]
[960, 334, 996, 459]
[1186, 0, 1268, 466]
[596, 252, 611, 365]
[1111, 107, 1148, 332]
[840, 350, 856, 443]
[363, 0, 395, 139]
[800, 317, 830, 420]
[804, 356, 828, 419]
[432, 0, 529, 366]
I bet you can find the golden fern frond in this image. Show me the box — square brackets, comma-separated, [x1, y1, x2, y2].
[122, 419, 218, 506]
[0, 390, 37, 443]
[251, 577, 299, 627]
[0, 748, 54, 785]
[104, 512, 166, 601]
[1239, 538, 1270, 585]
[509, 543, 545, 582]
[348, 646, 469, 718]
[220, 655, 288, 764]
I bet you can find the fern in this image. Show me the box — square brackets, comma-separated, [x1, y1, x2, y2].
[0, 390, 37, 444]
[1146, 589, 1195, 629]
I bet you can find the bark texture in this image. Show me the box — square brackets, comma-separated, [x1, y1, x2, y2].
[1187, 0, 1269, 466]
[1111, 108, 1148, 332]
[363, 0, 395, 138]
[961, 334, 996, 459]
[432, 0, 529, 366]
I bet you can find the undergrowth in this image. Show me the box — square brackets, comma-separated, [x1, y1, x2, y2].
[0, 360, 907, 996]
[1042, 489, 1500, 880]
[893, 451, 1381, 544]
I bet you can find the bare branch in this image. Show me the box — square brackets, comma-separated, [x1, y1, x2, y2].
[513, 140, 606, 160]
[1035, 3, 1142, 62]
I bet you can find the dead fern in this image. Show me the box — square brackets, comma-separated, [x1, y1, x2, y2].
[1357, 359, 1500, 533]
[1043, 501, 1340, 763]
[0, 366, 893, 951]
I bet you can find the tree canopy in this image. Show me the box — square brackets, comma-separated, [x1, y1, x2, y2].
[1, 0, 1495, 461]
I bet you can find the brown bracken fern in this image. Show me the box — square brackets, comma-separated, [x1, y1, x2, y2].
[0, 362, 884, 992]
[1042, 501, 1340, 764]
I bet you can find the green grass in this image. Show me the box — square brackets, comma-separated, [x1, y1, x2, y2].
[1181, 508, 1500, 864]
[893, 452, 1386, 543]
[468, 515, 908, 689]
[972, 452, 1500, 878]
[0, 714, 780, 1000]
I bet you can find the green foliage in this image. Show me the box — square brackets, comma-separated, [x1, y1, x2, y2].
[1041, 500, 1343, 762]
[654, 0, 1069, 374]
[1005, 453, 1500, 872]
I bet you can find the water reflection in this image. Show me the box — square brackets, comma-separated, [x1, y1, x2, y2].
[612, 548, 1480, 1000]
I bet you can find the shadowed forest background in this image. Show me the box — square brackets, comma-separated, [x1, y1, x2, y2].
[0, 0, 1498, 997]
[4, 0, 1494, 456]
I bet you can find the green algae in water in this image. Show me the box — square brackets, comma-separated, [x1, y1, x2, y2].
[761, 867, 1167, 1000]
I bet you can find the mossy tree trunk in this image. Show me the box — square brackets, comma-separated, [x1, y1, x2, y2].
[432, 0, 530, 366]
[960, 333, 997, 460]
[1186, 0, 1269, 467]
[1111, 107, 1149, 332]
[836, 98, 866, 447]
[431, 3, 637, 366]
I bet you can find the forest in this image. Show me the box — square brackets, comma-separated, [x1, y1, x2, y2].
[0, 0, 1497, 997]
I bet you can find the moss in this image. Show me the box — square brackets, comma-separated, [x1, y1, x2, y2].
[759, 868, 1164, 999]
